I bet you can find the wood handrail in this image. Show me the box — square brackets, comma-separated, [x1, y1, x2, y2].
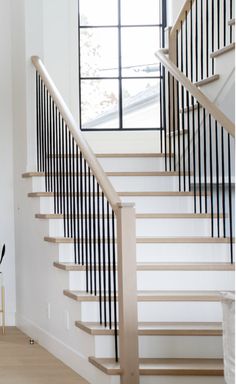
[156, 49, 235, 138]
[170, 0, 196, 38]
[31, 56, 122, 211]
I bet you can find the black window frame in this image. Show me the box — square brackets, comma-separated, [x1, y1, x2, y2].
[78, 0, 167, 131]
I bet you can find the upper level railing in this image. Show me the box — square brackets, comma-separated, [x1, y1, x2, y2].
[156, 48, 235, 262]
[32, 56, 139, 384]
[169, 0, 235, 80]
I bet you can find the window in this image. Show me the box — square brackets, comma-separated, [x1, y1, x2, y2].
[78, 0, 166, 130]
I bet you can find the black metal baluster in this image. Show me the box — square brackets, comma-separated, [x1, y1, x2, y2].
[42, 80, 46, 174]
[227, 134, 233, 263]
[190, 2, 196, 211]
[52, 102, 57, 212]
[221, 127, 226, 237]
[44, 88, 48, 192]
[80, 152, 84, 265]
[176, 33, 181, 191]
[163, 67, 167, 170]
[203, 109, 207, 213]
[209, 115, 214, 236]
[200, 0, 204, 80]
[61, 120, 66, 237]
[223, 0, 226, 47]
[107, 202, 112, 329]
[68, 134, 73, 238]
[195, 0, 198, 82]
[76, 145, 80, 264]
[217, 0, 220, 50]
[65, 127, 70, 237]
[215, 121, 220, 237]
[180, 20, 186, 191]
[93, 175, 97, 296]
[112, 210, 118, 361]
[101, 192, 107, 327]
[191, 97, 197, 212]
[55, 108, 60, 213]
[42, 84, 47, 177]
[72, 138, 77, 263]
[58, 113, 62, 214]
[167, 72, 172, 171]
[172, 76, 176, 171]
[197, 103, 202, 213]
[36, 73, 40, 172]
[38, 77, 42, 172]
[212, 0, 215, 74]
[47, 93, 51, 192]
[206, 0, 209, 77]
[88, 167, 93, 293]
[230, 0, 233, 43]
[185, 12, 191, 190]
[48, 96, 53, 193]
[160, 66, 163, 153]
[97, 182, 102, 324]
[84, 159, 89, 292]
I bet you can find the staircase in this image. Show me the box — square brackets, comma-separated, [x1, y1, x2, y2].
[20, 1, 235, 384]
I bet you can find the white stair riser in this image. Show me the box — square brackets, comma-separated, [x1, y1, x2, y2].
[109, 175, 180, 192]
[94, 334, 223, 359]
[80, 302, 223, 323]
[136, 218, 216, 237]
[48, 217, 218, 237]
[137, 242, 232, 262]
[68, 270, 234, 292]
[122, 195, 198, 213]
[31, 175, 182, 192]
[53, 242, 232, 264]
[136, 271, 234, 291]
[97, 157, 166, 172]
[36, 194, 199, 215]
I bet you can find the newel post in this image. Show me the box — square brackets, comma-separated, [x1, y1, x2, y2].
[116, 202, 139, 384]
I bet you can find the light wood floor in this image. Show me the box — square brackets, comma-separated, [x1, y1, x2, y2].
[0, 327, 89, 384]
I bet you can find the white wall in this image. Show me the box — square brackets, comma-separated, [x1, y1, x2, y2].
[167, 0, 185, 26]
[0, 0, 16, 325]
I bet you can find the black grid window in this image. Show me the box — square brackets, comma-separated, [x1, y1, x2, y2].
[78, 0, 167, 131]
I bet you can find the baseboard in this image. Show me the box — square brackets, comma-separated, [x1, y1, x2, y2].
[15, 313, 94, 383]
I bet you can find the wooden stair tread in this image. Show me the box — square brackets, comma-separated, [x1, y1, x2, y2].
[54, 261, 234, 271]
[210, 42, 235, 58]
[76, 321, 222, 336]
[45, 236, 233, 244]
[88, 357, 224, 376]
[136, 237, 233, 244]
[36, 212, 225, 219]
[63, 289, 231, 302]
[194, 74, 220, 87]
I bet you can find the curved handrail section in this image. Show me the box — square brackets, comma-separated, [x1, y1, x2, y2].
[31, 56, 121, 211]
[156, 49, 235, 138]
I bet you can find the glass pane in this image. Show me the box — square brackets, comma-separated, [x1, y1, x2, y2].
[79, 0, 118, 26]
[121, 27, 160, 77]
[121, 0, 160, 25]
[80, 28, 118, 78]
[122, 79, 160, 128]
[81, 80, 119, 129]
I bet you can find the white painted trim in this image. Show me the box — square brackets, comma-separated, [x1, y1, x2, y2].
[16, 313, 93, 383]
